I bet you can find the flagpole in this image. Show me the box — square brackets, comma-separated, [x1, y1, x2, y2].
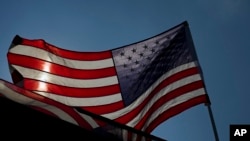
[206, 104, 219, 141]
[185, 21, 219, 141]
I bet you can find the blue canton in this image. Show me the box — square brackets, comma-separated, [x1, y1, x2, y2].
[112, 26, 196, 106]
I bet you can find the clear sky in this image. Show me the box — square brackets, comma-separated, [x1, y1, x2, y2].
[0, 0, 249, 141]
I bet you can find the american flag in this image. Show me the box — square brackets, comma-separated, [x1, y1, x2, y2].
[1, 21, 209, 136]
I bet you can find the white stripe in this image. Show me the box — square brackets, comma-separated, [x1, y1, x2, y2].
[131, 133, 137, 141]
[10, 45, 114, 69]
[76, 110, 99, 128]
[34, 91, 123, 106]
[12, 65, 118, 88]
[126, 74, 203, 127]
[102, 62, 198, 119]
[0, 81, 78, 126]
[122, 130, 128, 141]
[141, 88, 206, 131]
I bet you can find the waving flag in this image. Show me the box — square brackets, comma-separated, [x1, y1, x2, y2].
[1, 21, 209, 135]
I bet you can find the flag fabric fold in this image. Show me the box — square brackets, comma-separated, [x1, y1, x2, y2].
[1, 21, 209, 140]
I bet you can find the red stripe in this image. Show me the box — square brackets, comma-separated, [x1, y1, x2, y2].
[144, 95, 208, 133]
[3, 80, 94, 129]
[135, 134, 142, 141]
[113, 67, 200, 124]
[23, 79, 121, 98]
[20, 38, 112, 60]
[8, 53, 116, 79]
[81, 100, 125, 115]
[24, 78, 124, 115]
[134, 80, 205, 130]
[127, 131, 132, 141]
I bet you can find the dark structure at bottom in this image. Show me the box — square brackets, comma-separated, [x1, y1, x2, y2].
[0, 97, 165, 141]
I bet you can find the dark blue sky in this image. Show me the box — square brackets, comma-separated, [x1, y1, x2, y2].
[0, 1, 249, 141]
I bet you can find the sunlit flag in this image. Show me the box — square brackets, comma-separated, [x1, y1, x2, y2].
[0, 21, 209, 140]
